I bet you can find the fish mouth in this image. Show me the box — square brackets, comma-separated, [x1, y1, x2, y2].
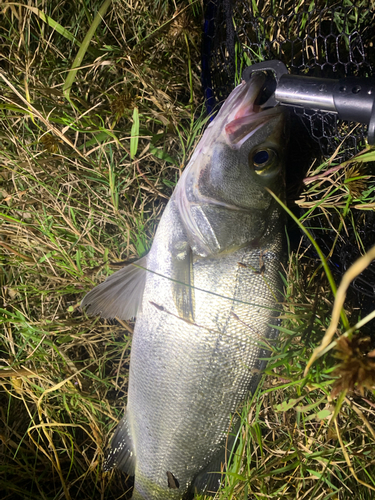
[221, 73, 283, 149]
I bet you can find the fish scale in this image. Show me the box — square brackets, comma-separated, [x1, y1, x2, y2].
[82, 73, 288, 499]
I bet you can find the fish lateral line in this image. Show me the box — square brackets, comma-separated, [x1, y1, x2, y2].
[149, 301, 217, 333]
[133, 263, 281, 312]
[149, 301, 195, 326]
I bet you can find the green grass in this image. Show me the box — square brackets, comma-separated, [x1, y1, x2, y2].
[1, 1, 375, 500]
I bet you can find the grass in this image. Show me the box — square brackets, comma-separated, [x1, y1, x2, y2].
[1, 1, 375, 500]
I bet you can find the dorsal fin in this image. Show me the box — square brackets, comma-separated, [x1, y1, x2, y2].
[81, 256, 147, 319]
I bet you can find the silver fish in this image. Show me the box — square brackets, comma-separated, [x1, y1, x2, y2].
[82, 72, 287, 499]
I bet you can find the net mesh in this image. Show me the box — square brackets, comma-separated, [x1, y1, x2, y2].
[202, 0, 375, 323]
[202, 0, 374, 157]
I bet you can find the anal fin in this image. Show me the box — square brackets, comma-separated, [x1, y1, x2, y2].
[104, 412, 136, 475]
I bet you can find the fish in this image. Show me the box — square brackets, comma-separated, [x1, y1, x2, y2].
[81, 71, 287, 499]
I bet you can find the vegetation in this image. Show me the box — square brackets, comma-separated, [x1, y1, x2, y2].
[1, 1, 375, 500]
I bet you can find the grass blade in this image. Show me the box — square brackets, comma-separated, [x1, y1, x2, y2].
[63, 0, 112, 100]
[130, 107, 140, 159]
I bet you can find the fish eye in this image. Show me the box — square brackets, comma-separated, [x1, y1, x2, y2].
[251, 148, 277, 174]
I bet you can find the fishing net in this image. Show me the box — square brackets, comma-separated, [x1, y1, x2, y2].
[202, 0, 374, 156]
[202, 0, 375, 323]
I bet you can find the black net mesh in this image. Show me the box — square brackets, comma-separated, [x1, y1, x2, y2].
[202, 0, 374, 158]
[202, 0, 375, 326]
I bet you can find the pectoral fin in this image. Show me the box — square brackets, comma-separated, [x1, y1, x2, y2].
[171, 249, 195, 323]
[81, 256, 147, 320]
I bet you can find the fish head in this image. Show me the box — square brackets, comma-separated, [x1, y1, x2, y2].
[175, 73, 288, 257]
